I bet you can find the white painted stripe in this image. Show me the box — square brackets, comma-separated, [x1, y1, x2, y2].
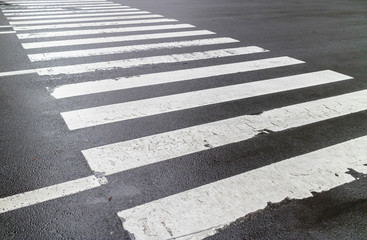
[79, 6, 129, 9]
[52, 57, 304, 99]
[2, 8, 64, 12]
[19, 23, 195, 41]
[0, 176, 103, 214]
[29, 37, 238, 61]
[15, 18, 177, 31]
[0, 31, 16, 34]
[117, 135, 367, 240]
[36, 46, 268, 76]
[10, 14, 162, 25]
[4, 7, 130, 16]
[62, 70, 350, 130]
[1, 4, 119, 9]
[0, 69, 36, 77]
[82, 89, 365, 176]
[6, 8, 141, 18]
[5, 0, 109, 3]
[6, 2, 115, 6]
[0, 25, 12, 28]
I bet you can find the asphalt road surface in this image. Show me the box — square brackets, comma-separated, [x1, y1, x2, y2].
[0, 0, 366, 239]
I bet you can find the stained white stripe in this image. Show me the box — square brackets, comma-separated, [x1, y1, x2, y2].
[14, 18, 175, 30]
[19, 23, 195, 41]
[117, 135, 367, 240]
[52, 57, 304, 99]
[0, 176, 102, 214]
[29, 37, 238, 61]
[0, 31, 16, 34]
[36, 46, 268, 76]
[82, 89, 365, 176]
[7, 8, 141, 18]
[10, 14, 162, 25]
[62, 70, 350, 130]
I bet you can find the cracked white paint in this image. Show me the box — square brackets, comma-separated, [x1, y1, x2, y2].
[10, 14, 162, 25]
[62, 69, 350, 130]
[0, 176, 102, 214]
[36, 46, 268, 76]
[51, 56, 303, 99]
[118, 135, 367, 240]
[83, 89, 367, 175]
[13, 18, 177, 31]
[18, 24, 195, 41]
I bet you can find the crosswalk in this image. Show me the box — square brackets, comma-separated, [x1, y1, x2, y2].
[0, 0, 366, 239]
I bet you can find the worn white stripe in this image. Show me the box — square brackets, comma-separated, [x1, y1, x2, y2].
[62, 70, 350, 130]
[0, 31, 16, 34]
[117, 135, 367, 240]
[29, 37, 238, 62]
[0, 176, 102, 214]
[0, 69, 37, 77]
[7, 8, 141, 18]
[10, 14, 162, 25]
[1, 4, 119, 9]
[0, 25, 12, 28]
[36, 46, 268, 76]
[5, 0, 109, 3]
[19, 23, 195, 41]
[14, 18, 175, 31]
[52, 57, 304, 99]
[82, 89, 365, 176]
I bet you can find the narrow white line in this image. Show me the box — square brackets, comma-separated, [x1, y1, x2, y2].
[6, 2, 114, 6]
[16, 18, 176, 31]
[51, 57, 304, 99]
[0, 31, 16, 34]
[0, 176, 102, 214]
[5, 0, 109, 3]
[6, 8, 141, 18]
[117, 135, 367, 240]
[29, 37, 238, 62]
[4, 6, 130, 14]
[1, 4, 120, 9]
[10, 14, 162, 25]
[19, 23, 194, 41]
[0, 69, 36, 77]
[62, 70, 350, 130]
[36, 46, 268, 76]
[0, 25, 12, 28]
[1, 8, 64, 12]
[82, 88, 365, 176]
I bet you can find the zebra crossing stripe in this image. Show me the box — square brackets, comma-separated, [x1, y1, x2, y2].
[18, 24, 196, 41]
[61, 70, 351, 130]
[28, 37, 239, 61]
[5, 8, 135, 17]
[117, 135, 367, 240]
[82, 89, 365, 175]
[4, 2, 114, 6]
[2, 8, 65, 12]
[0, 31, 16, 34]
[10, 14, 163, 25]
[0, 176, 103, 214]
[36, 46, 268, 76]
[51, 57, 303, 99]
[79, 6, 131, 10]
[7, 9, 142, 19]
[5, 0, 109, 3]
[1, 4, 119, 9]
[13, 18, 177, 31]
